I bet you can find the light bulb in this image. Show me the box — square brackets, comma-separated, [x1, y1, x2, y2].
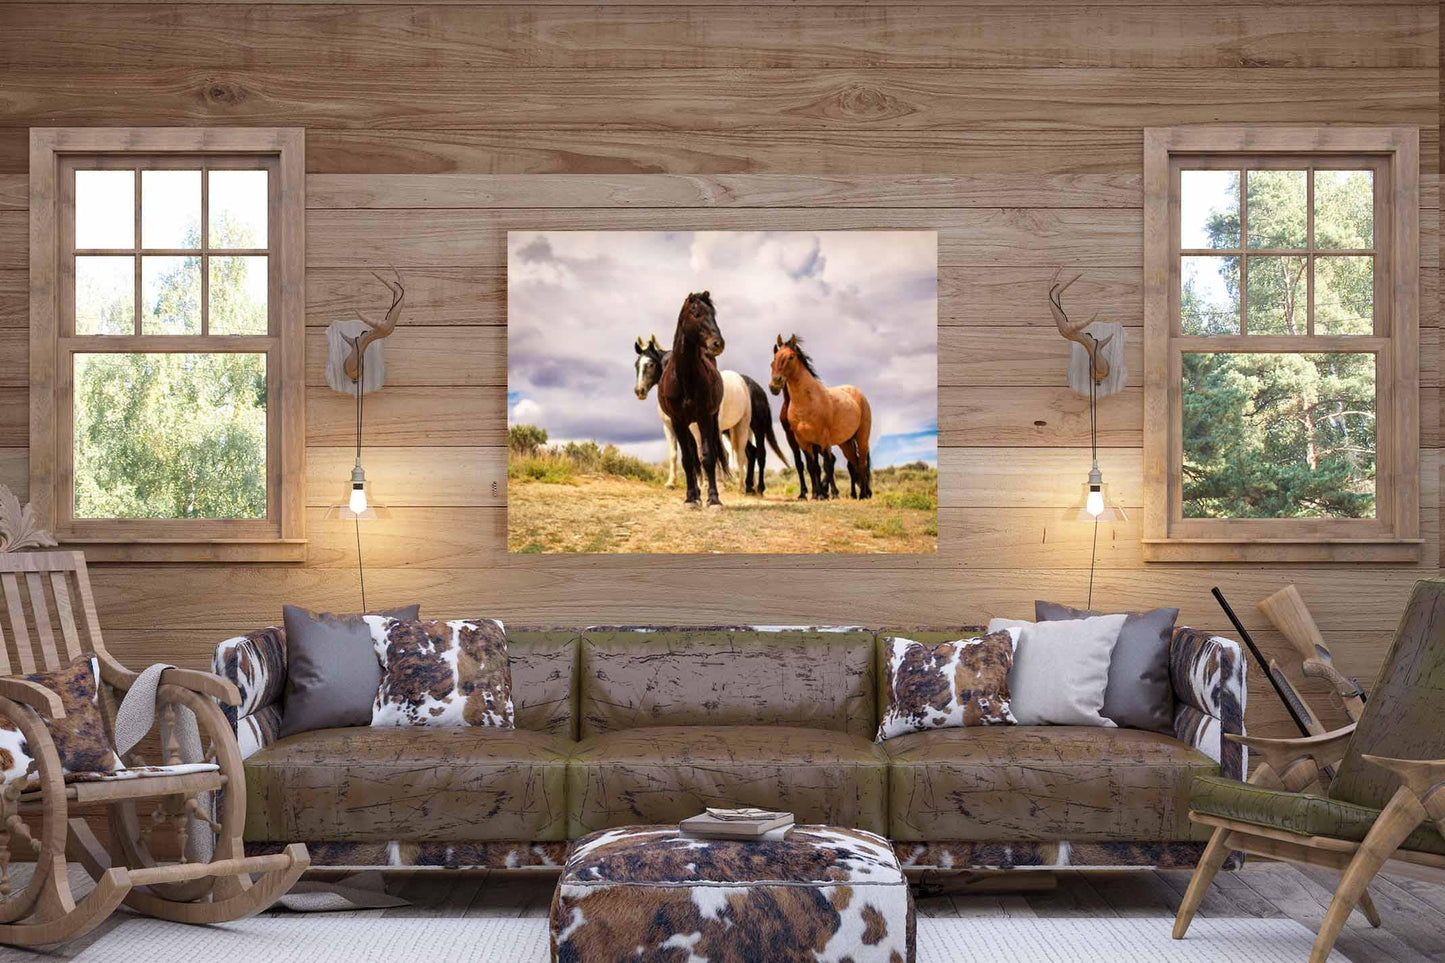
[349, 484, 368, 515]
[1085, 487, 1105, 518]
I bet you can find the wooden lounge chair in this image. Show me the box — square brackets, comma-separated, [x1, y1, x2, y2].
[1174, 577, 1445, 963]
[0, 550, 308, 945]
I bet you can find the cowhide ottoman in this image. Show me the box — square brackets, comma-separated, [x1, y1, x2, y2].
[549, 824, 914, 963]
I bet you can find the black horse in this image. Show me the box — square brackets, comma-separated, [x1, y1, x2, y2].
[741, 374, 786, 496]
[659, 292, 728, 507]
[770, 340, 840, 500]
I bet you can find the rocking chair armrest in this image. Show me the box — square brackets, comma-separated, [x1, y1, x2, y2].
[1227, 725, 1357, 780]
[0, 678, 64, 719]
[98, 653, 242, 707]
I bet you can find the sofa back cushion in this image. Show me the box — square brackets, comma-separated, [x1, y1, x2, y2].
[507, 631, 580, 738]
[578, 628, 876, 739]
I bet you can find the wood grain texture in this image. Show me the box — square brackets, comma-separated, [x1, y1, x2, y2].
[1, 6, 1434, 70]
[0, 68, 1433, 130]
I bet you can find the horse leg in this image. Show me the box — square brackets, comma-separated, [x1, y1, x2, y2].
[790, 442, 809, 500]
[808, 446, 829, 501]
[745, 441, 758, 495]
[663, 418, 679, 488]
[701, 418, 724, 508]
[753, 433, 766, 496]
[731, 425, 749, 494]
[675, 423, 701, 506]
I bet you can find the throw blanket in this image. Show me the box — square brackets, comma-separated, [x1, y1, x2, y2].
[113, 664, 215, 864]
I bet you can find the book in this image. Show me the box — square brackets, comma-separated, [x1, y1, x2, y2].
[679, 809, 795, 840]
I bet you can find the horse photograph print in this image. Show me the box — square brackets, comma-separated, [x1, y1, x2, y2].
[507, 230, 937, 554]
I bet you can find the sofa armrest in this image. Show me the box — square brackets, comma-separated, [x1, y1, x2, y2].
[1170, 626, 1248, 783]
[211, 625, 287, 760]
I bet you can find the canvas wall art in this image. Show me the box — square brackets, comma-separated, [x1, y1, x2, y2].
[507, 230, 938, 554]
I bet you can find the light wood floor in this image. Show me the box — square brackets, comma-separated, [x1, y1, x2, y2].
[3, 863, 1444, 962]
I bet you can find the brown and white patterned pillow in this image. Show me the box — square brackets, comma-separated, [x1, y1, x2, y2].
[876, 629, 1020, 742]
[365, 617, 515, 729]
[0, 654, 121, 782]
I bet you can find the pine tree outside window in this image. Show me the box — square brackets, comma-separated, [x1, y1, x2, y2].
[1143, 128, 1421, 563]
[30, 129, 305, 562]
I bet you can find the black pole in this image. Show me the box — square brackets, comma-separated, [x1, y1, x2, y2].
[1211, 586, 1313, 738]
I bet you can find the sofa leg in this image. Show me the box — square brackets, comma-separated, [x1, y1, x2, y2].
[1173, 826, 1232, 940]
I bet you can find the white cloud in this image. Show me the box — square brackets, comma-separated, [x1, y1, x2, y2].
[507, 231, 937, 467]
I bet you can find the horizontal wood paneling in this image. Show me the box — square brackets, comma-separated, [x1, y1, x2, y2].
[307, 172, 1146, 209]
[3, 6, 1434, 70]
[1, 1, 1436, 741]
[0, 68, 1434, 130]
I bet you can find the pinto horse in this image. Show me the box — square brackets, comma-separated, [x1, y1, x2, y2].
[770, 335, 872, 499]
[659, 292, 729, 507]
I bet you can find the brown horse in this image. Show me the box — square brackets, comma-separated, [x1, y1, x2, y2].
[770, 335, 872, 499]
[659, 292, 729, 507]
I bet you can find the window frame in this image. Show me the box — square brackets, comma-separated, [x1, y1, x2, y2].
[30, 128, 306, 562]
[1142, 127, 1420, 563]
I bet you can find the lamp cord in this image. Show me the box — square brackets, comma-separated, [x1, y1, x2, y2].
[1088, 339, 1099, 610]
[354, 341, 367, 611]
[1088, 516, 1098, 610]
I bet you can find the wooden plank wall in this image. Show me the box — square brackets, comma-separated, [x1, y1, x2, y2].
[0, 0, 1438, 738]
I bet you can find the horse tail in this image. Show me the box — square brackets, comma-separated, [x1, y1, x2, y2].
[763, 416, 787, 462]
[854, 391, 873, 469]
[704, 415, 732, 482]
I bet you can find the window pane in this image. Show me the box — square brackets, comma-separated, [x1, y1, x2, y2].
[141, 170, 201, 249]
[209, 170, 268, 248]
[1246, 255, 1308, 335]
[75, 170, 134, 248]
[1182, 352, 1375, 519]
[1315, 255, 1374, 335]
[73, 352, 267, 519]
[1180, 170, 1239, 249]
[141, 256, 201, 335]
[1245, 170, 1307, 249]
[1181, 256, 1240, 335]
[1315, 170, 1374, 249]
[75, 256, 134, 335]
[209, 256, 268, 334]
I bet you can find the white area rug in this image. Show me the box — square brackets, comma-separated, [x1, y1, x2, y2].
[56, 915, 1348, 962]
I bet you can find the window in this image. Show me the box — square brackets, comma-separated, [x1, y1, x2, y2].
[30, 129, 305, 561]
[1143, 128, 1420, 562]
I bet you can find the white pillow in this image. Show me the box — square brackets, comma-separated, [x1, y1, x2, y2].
[986, 615, 1126, 727]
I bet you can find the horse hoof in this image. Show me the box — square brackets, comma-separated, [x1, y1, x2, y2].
[707, 499, 723, 510]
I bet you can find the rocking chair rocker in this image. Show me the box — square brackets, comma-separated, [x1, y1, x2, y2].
[0, 550, 308, 945]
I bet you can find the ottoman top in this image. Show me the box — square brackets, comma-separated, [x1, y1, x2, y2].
[562, 825, 904, 888]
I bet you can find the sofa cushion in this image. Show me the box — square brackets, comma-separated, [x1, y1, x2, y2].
[366, 617, 515, 729]
[1191, 774, 1445, 857]
[566, 725, 888, 836]
[507, 630, 580, 738]
[578, 629, 875, 739]
[243, 726, 571, 843]
[884, 726, 1217, 842]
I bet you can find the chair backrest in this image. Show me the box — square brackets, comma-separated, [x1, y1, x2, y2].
[0, 551, 104, 677]
[1329, 578, 1445, 810]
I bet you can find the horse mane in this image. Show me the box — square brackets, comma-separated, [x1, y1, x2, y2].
[786, 336, 820, 379]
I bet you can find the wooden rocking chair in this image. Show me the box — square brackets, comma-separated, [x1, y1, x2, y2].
[0, 550, 308, 945]
[1173, 577, 1445, 963]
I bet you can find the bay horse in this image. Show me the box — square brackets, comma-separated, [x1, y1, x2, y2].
[770, 334, 873, 499]
[659, 292, 729, 507]
[771, 341, 840, 501]
[634, 334, 753, 492]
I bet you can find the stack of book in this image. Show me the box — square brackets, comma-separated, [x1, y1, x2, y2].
[679, 808, 795, 841]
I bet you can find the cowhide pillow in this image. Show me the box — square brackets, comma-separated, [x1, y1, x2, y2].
[876, 629, 1020, 742]
[0, 654, 120, 783]
[365, 617, 515, 728]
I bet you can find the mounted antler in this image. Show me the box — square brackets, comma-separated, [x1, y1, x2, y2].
[1048, 268, 1113, 384]
[344, 271, 404, 382]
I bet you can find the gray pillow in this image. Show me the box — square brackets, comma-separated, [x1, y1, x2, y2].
[1035, 601, 1178, 734]
[279, 603, 420, 738]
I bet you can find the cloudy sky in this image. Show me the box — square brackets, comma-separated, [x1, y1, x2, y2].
[507, 231, 937, 467]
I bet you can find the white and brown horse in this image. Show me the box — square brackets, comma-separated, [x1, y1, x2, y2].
[769, 334, 873, 499]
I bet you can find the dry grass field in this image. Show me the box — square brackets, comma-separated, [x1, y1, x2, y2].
[507, 460, 938, 555]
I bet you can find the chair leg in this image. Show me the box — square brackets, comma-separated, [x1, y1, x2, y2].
[1310, 787, 1426, 963]
[1356, 889, 1382, 928]
[0, 868, 131, 948]
[1173, 825, 1233, 939]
